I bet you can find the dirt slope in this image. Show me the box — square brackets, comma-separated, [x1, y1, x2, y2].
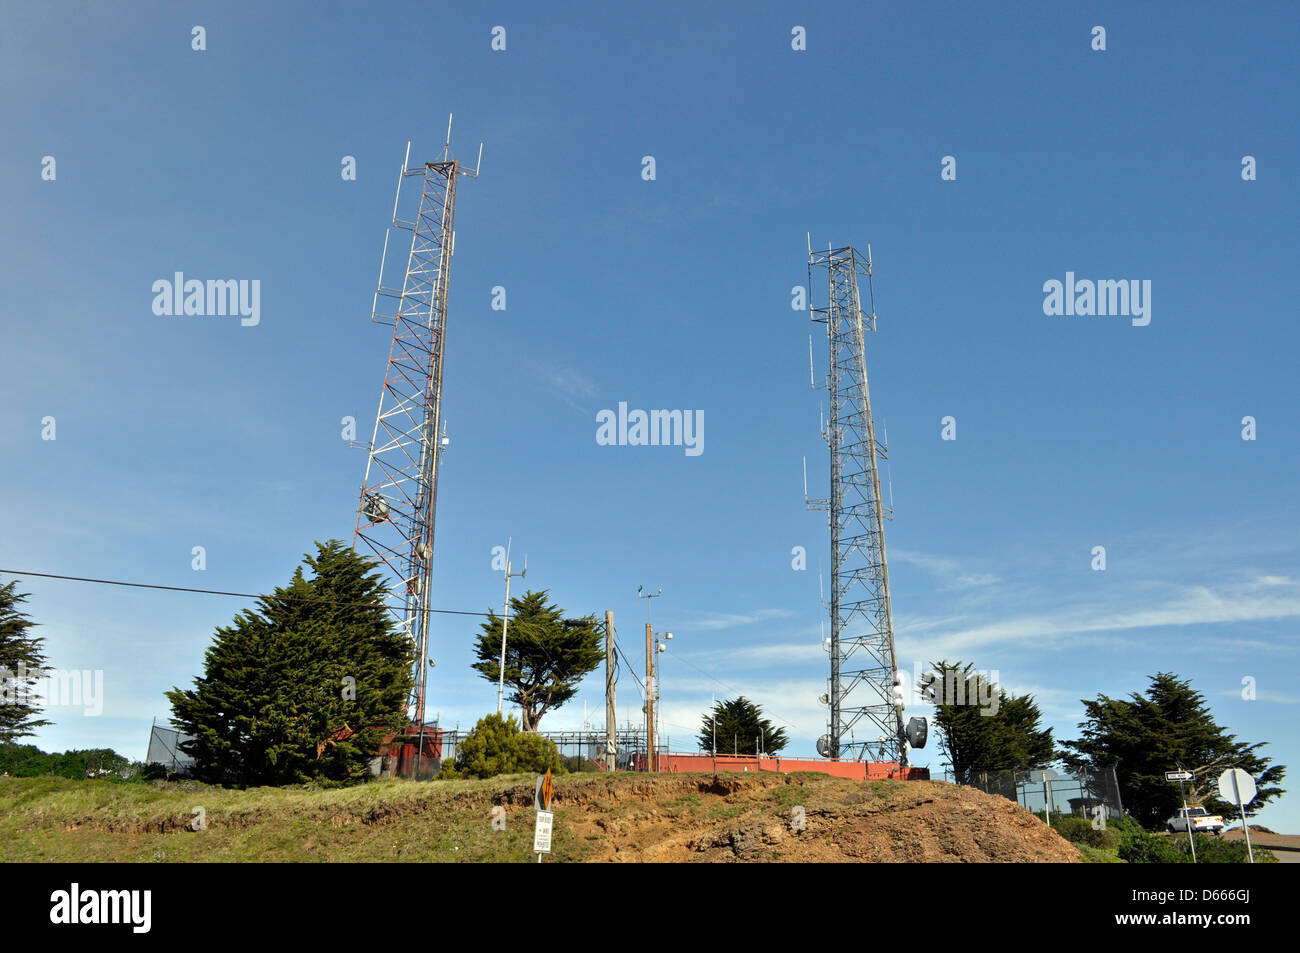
[545, 772, 1080, 862]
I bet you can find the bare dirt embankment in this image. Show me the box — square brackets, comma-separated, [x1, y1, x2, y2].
[546, 772, 1081, 862]
[0, 771, 1081, 862]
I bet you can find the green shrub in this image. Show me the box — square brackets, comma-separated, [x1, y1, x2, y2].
[1173, 834, 1275, 864]
[138, 763, 172, 782]
[1086, 826, 1121, 850]
[1119, 830, 1185, 863]
[1113, 816, 1275, 864]
[450, 713, 566, 780]
[1078, 844, 1126, 863]
[1051, 814, 1120, 851]
[1051, 815, 1091, 842]
[1106, 812, 1183, 863]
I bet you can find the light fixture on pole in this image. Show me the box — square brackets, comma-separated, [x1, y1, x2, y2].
[495, 538, 526, 717]
[655, 632, 673, 767]
[636, 586, 663, 771]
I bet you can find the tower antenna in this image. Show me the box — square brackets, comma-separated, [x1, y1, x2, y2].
[352, 133, 479, 776]
[803, 240, 920, 765]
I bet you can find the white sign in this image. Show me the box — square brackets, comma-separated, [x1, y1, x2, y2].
[533, 810, 554, 853]
[1218, 769, 1257, 806]
[1165, 771, 1193, 782]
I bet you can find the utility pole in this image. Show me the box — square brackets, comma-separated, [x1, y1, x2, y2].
[645, 621, 654, 771]
[495, 539, 526, 717]
[637, 586, 662, 771]
[605, 610, 616, 772]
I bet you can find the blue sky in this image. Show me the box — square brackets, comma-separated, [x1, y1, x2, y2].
[3, 2, 1298, 830]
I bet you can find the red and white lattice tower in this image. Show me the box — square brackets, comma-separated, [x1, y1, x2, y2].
[352, 127, 480, 747]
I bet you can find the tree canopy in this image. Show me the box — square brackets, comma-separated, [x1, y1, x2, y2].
[471, 590, 603, 731]
[919, 660, 1055, 778]
[1062, 672, 1286, 829]
[0, 744, 130, 779]
[0, 578, 49, 744]
[698, 696, 788, 755]
[166, 540, 413, 786]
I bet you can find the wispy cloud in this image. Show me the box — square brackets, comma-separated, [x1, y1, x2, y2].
[685, 641, 824, 668]
[679, 608, 795, 631]
[1257, 690, 1300, 704]
[532, 363, 596, 412]
[891, 549, 1000, 589]
[1218, 689, 1300, 704]
[520, 361, 595, 413]
[905, 575, 1300, 659]
[545, 367, 595, 400]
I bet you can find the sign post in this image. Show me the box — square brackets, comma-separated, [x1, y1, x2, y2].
[533, 810, 554, 861]
[533, 768, 555, 862]
[1218, 768, 1257, 864]
[1165, 770, 1197, 863]
[1031, 769, 1057, 824]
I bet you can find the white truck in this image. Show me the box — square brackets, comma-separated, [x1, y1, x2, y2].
[1167, 805, 1225, 835]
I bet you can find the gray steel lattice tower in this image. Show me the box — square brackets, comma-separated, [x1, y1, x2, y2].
[353, 136, 479, 745]
[806, 244, 905, 763]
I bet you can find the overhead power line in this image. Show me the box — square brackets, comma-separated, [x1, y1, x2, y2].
[4, 568, 780, 732]
[662, 646, 802, 733]
[0, 569, 496, 617]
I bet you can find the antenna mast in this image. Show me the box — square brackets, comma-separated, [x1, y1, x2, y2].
[805, 242, 907, 764]
[352, 124, 481, 774]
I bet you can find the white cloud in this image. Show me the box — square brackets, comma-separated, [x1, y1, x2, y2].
[685, 641, 823, 669]
[890, 549, 1000, 588]
[679, 608, 795, 631]
[546, 367, 595, 399]
[528, 362, 597, 412]
[1218, 689, 1300, 704]
[905, 576, 1300, 660]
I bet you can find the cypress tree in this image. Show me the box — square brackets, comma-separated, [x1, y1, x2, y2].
[471, 590, 603, 730]
[698, 696, 789, 755]
[0, 578, 50, 744]
[1064, 672, 1286, 828]
[920, 660, 1055, 778]
[166, 541, 412, 785]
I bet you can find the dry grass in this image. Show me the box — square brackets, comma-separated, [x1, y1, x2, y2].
[0, 771, 1081, 863]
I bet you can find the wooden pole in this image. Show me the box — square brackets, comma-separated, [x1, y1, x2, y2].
[605, 611, 616, 772]
[646, 622, 655, 772]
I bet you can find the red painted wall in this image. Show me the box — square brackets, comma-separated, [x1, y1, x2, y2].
[651, 753, 928, 781]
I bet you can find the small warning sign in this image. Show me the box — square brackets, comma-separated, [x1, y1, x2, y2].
[533, 810, 554, 853]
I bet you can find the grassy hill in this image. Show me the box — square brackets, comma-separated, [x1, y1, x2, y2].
[0, 771, 1082, 863]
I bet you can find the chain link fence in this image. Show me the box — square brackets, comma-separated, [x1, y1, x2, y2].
[436, 728, 650, 771]
[145, 722, 652, 777]
[946, 763, 1124, 821]
[145, 724, 196, 775]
